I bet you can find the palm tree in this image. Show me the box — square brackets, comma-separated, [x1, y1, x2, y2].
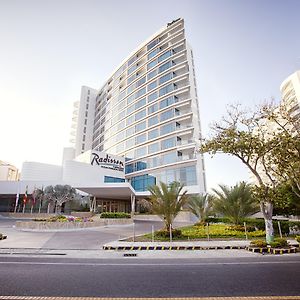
[212, 182, 259, 225]
[188, 193, 213, 223]
[148, 181, 189, 230]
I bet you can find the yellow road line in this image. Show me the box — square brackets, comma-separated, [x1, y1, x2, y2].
[1, 296, 300, 300]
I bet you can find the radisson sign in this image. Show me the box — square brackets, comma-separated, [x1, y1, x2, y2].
[90, 151, 124, 172]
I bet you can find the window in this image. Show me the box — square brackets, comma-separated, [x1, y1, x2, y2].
[137, 87, 146, 98]
[148, 81, 157, 91]
[137, 76, 146, 86]
[126, 126, 135, 137]
[131, 174, 156, 191]
[116, 142, 125, 152]
[148, 92, 158, 102]
[136, 133, 147, 144]
[160, 109, 174, 121]
[159, 73, 172, 84]
[148, 142, 159, 154]
[161, 137, 176, 150]
[125, 164, 134, 174]
[162, 152, 177, 165]
[159, 84, 174, 97]
[135, 98, 146, 109]
[147, 70, 157, 80]
[147, 39, 158, 51]
[148, 128, 159, 140]
[128, 64, 137, 75]
[159, 61, 172, 73]
[127, 104, 135, 115]
[135, 109, 146, 121]
[148, 48, 159, 60]
[104, 176, 125, 183]
[148, 115, 159, 127]
[158, 50, 172, 63]
[160, 122, 174, 135]
[147, 60, 157, 70]
[126, 115, 135, 126]
[126, 137, 135, 148]
[148, 103, 158, 114]
[136, 121, 146, 132]
[136, 146, 147, 157]
[160, 96, 175, 109]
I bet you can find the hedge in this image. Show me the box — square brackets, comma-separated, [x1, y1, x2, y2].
[100, 212, 131, 219]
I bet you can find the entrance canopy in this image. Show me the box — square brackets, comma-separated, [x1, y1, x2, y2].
[75, 182, 135, 200]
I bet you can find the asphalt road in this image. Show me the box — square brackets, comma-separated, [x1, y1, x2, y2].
[0, 255, 299, 297]
[0, 216, 167, 249]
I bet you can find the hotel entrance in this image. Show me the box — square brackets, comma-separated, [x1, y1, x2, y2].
[96, 199, 131, 213]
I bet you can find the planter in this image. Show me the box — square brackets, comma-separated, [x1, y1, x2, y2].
[15, 218, 133, 230]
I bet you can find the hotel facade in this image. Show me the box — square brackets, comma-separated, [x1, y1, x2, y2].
[74, 18, 205, 193]
[0, 19, 206, 213]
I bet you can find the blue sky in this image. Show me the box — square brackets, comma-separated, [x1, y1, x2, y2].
[0, 0, 299, 190]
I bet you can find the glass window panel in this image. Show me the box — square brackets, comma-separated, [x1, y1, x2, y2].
[137, 76, 146, 87]
[148, 92, 158, 102]
[162, 152, 177, 165]
[158, 50, 172, 63]
[159, 84, 174, 97]
[135, 109, 146, 121]
[135, 98, 146, 109]
[137, 87, 146, 98]
[128, 64, 137, 75]
[126, 137, 135, 148]
[160, 96, 175, 109]
[158, 61, 171, 73]
[127, 104, 135, 115]
[116, 142, 125, 152]
[147, 60, 157, 70]
[148, 103, 158, 114]
[125, 164, 134, 174]
[147, 39, 158, 51]
[136, 120, 146, 132]
[126, 126, 135, 137]
[159, 73, 172, 84]
[148, 142, 160, 154]
[147, 70, 157, 80]
[147, 81, 157, 91]
[148, 48, 159, 60]
[160, 109, 174, 121]
[126, 115, 135, 126]
[161, 137, 176, 150]
[136, 146, 147, 157]
[160, 122, 175, 135]
[136, 133, 147, 144]
[148, 115, 159, 127]
[148, 128, 159, 140]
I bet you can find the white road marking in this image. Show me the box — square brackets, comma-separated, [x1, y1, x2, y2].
[0, 260, 299, 267]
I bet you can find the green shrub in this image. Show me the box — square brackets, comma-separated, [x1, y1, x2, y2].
[100, 212, 131, 219]
[155, 229, 182, 239]
[250, 239, 267, 248]
[243, 218, 265, 230]
[296, 236, 300, 243]
[205, 217, 230, 224]
[269, 238, 289, 248]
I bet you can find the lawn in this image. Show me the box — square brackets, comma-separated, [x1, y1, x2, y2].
[133, 224, 266, 242]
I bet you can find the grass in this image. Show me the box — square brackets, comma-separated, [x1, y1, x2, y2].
[128, 224, 266, 242]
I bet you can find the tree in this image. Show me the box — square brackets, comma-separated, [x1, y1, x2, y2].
[148, 181, 189, 230]
[211, 182, 259, 225]
[188, 194, 212, 223]
[259, 102, 300, 198]
[32, 187, 45, 213]
[44, 185, 77, 214]
[200, 103, 281, 242]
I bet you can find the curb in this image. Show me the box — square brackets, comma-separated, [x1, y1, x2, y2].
[246, 246, 298, 255]
[103, 245, 247, 251]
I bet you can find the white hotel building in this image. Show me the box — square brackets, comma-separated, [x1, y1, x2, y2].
[0, 18, 206, 213]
